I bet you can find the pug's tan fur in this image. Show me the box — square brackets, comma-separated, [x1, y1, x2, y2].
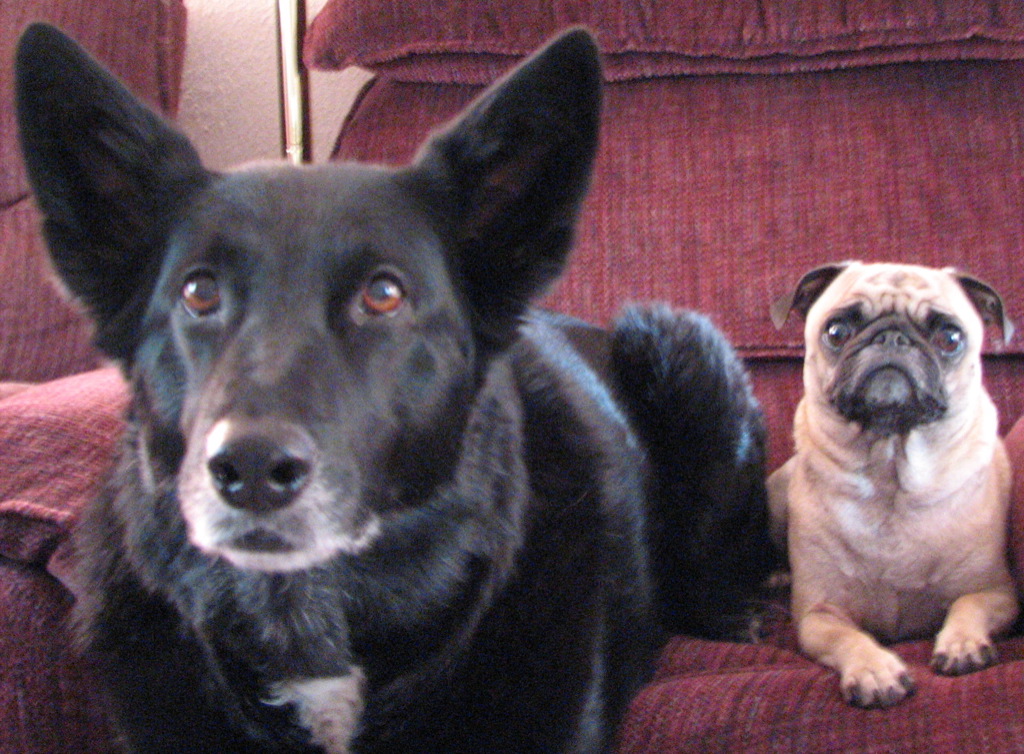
[769, 261, 1019, 708]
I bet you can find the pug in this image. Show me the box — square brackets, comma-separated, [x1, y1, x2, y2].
[768, 261, 1019, 708]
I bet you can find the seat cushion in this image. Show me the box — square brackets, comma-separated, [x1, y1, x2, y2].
[0, 559, 114, 754]
[621, 633, 1024, 752]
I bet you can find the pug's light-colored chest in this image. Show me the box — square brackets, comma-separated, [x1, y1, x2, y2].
[799, 500, 951, 639]
[791, 438, 1002, 640]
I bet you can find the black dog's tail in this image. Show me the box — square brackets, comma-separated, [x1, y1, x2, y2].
[610, 305, 780, 639]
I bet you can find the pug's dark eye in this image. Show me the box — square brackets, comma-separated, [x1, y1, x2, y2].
[931, 324, 965, 356]
[181, 271, 221, 317]
[823, 319, 855, 351]
[360, 273, 405, 316]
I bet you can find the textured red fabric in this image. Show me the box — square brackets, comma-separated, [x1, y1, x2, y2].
[335, 69, 1024, 352]
[306, 0, 1024, 83]
[1005, 412, 1024, 588]
[0, 369, 127, 754]
[621, 635, 1024, 753]
[332, 67, 1024, 361]
[0, 368, 126, 568]
[0, 202, 102, 383]
[0, 0, 187, 382]
[0, 560, 113, 754]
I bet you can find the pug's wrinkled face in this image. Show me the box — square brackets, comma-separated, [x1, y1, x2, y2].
[802, 264, 988, 436]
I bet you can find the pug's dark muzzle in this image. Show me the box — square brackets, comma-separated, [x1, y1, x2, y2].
[828, 317, 949, 435]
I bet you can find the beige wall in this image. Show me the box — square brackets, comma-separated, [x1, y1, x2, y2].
[178, 0, 372, 169]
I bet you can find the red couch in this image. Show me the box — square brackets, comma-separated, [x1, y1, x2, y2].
[5, 0, 1024, 751]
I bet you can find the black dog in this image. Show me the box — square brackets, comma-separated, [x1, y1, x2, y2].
[17, 24, 776, 753]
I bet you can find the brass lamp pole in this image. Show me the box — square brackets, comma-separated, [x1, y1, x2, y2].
[277, 0, 307, 164]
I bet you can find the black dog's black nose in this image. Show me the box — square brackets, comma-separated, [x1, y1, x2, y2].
[207, 421, 316, 513]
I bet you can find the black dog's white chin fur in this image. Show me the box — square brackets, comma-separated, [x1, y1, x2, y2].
[231, 523, 381, 573]
[176, 417, 383, 571]
[182, 487, 382, 572]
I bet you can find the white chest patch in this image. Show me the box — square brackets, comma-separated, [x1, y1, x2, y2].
[269, 668, 365, 753]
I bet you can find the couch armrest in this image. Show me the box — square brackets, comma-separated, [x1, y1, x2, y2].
[0, 368, 125, 753]
[0, 368, 126, 579]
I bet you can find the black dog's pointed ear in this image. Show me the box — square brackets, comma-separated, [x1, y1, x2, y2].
[16, 23, 211, 363]
[414, 28, 602, 348]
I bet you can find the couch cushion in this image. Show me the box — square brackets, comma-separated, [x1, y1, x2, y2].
[309, 0, 1024, 368]
[307, 0, 1024, 83]
[0, 201, 101, 382]
[322, 64, 1024, 361]
[1004, 412, 1024, 589]
[0, 368, 126, 570]
[621, 634, 1024, 752]
[0, 559, 114, 753]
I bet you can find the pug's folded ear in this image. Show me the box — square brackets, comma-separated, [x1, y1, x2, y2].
[951, 271, 1014, 346]
[770, 263, 852, 330]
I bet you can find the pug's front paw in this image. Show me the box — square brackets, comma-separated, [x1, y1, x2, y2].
[839, 647, 915, 708]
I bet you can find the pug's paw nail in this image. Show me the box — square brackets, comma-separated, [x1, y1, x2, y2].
[933, 634, 997, 676]
[843, 684, 864, 707]
[899, 672, 916, 694]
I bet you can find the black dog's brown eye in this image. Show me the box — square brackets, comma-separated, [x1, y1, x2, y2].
[932, 324, 965, 356]
[182, 271, 221, 317]
[823, 319, 854, 351]
[361, 274, 405, 316]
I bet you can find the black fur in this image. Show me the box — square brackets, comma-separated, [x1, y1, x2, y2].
[610, 306, 777, 639]
[17, 23, 777, 753]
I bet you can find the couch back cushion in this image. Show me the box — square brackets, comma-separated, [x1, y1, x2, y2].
[307, 0, 1024, 357]
[307, 0, 1024, 82]
[0, 0, 186, 381]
